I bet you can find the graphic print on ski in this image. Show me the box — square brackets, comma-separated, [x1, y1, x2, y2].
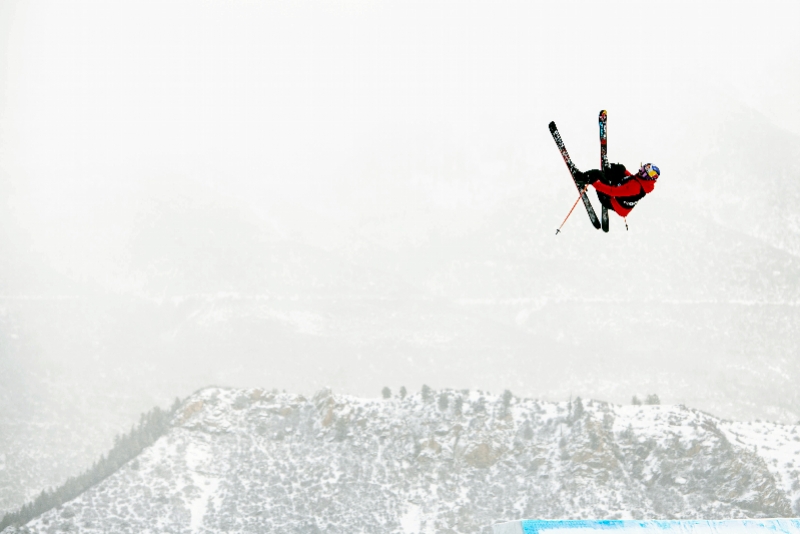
[599, 110, 609, 233]
[549, 121, 601, 230]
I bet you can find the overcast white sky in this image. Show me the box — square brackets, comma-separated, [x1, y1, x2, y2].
[0, 0, 797, 291]
[1, 1, 798, 222]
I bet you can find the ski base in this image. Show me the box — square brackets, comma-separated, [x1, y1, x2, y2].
[549, 121, 601, 230]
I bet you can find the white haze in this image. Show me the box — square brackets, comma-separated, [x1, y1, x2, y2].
[2, 0, 799, 252]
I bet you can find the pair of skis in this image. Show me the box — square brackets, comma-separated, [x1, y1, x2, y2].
[551, 110, 609, 234]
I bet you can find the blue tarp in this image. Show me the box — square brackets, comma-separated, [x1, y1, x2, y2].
[493, 520, 800, 534]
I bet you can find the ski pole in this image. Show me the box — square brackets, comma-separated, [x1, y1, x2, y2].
[555, 185, 588, 235]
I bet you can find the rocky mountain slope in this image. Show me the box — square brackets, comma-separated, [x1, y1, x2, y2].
[5, 387, 799, 534]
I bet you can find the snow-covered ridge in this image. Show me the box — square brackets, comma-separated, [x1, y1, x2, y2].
[7, 387, 799, 534]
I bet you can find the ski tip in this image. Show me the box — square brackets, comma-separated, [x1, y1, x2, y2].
[548, 121, 556, 132]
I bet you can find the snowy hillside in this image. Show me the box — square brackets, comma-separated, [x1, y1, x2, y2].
[4, 387, 798, 534]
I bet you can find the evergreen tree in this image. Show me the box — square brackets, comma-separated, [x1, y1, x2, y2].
[523, 421, 534, 440]
[453, 396, 463, 417]
[381, 387, 391, 399]
[437, 392, 449, 411]
[421, 384, 432, 402]
[500, 390, 513, 418]
[573, 397, 584, 420]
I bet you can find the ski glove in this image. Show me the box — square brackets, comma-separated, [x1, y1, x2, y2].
[574, 172, 591, 189]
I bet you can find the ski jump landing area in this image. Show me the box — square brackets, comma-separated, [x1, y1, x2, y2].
[493, 520, 800, 534]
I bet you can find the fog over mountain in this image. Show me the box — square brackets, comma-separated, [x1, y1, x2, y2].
[1, 0, 800, 523]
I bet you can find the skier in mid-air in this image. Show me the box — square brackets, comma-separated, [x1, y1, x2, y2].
[549, 110, 661, 233]
[575, 162, 660, 218]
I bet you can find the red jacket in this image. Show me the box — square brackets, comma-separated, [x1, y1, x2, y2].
[591, 169, 656, 217]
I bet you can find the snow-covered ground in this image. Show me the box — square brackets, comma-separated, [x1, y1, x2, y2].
[8, 387, 799, 534]
[722, 420, 800, 513]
